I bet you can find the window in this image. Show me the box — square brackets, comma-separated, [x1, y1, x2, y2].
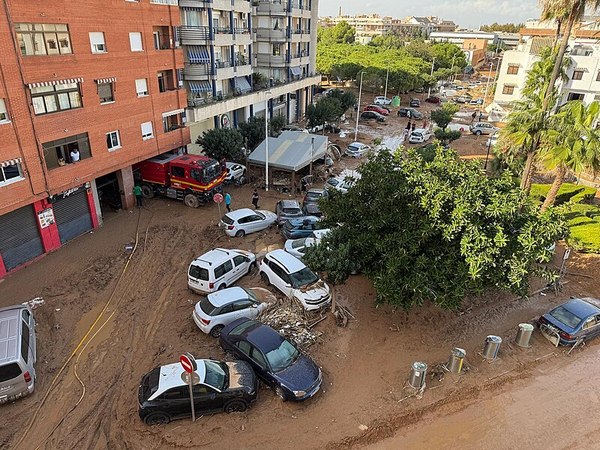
[21, 322, 30, 363]
[161, 387, 187, 400]
[157, 70, 175, 93]
[135, 78, 148, 97]
[568, 92, 585, 101]
[233, 255, 247, 267]
[162, 111, 184, 132]
[572, 70, 584, 81]
[171, 166, 185, 177]
[129, 32, 143, 52]
[506, 65, 519, 75]
[89, 32, 106, 53]
[214, 260, 233, 278]
[16, 23, 72, 56]
[42, 133, 91, 169]
[0, 99, 9, 122]
[236, 340, 252, 356]
[251, 346, 267, 368]
[272, 43, 282, 56]
[31, 82, 82, 115]
[141, 121, 154, 140]
[596, 71, 600, 82]
[0, 161, 24, 186]
[98, 82, 114, 103]
[106, 131, 121, 151]
[502, 85, 515, 95]
[152, 26, 170, 50]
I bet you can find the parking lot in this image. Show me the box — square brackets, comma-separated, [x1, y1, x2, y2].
[2, 175, 600, 449]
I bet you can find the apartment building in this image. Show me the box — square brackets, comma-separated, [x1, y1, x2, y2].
[182, 0, 320, 149]
[0, 0, 188, 277]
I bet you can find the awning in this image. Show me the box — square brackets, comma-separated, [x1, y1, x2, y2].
[95, 77, 117, 84]
[234, 76, 252, 94]
[290, 67, 302, 76]
[1, 157, 22, 168]
[162, 108, 185, 117]
[27, 78, 83, 88]
[187, 46, 210, 64]
[188, 80, 212, 94]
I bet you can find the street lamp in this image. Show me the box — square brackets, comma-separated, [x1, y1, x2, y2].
[383, 66, 390, 100]
[482, 62, 494, 106]
[310, 137, 314, 176]
[265, 91, 271, 191]
[427, 57, 436, 98]
[354, 71, 365, 142]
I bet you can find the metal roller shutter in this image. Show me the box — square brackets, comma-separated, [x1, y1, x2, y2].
[53, 190, 92, 244]
[0, 205, 44, 271]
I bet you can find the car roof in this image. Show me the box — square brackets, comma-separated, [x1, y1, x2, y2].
[561, 298, 600, 317]
[349, 141, 366, 147]
[0, 306, 26, 365]
[149, 359, 211, 400]
[192, 248, 242, 267]
[225, 208, 257, 220]
[287, 216, 319, 226]
[411, 128, 428, 134]
[266, 249, 306, 272]
[207, 287, 250, 307]
[306, 188, 324, 194]
[236, 320, 286, 353]
[279, 199, 301, 208]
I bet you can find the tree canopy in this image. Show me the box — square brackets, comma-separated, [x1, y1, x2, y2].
[196, 128, 244, 162]
[304, 148, 566, 310]
[480, 23, 523, 33]
[306, 96, 344, 129]
[317, 21, 355, 45]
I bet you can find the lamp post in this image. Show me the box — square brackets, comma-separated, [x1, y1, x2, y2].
[482, 62, 494, 106]
[450, 54, 456, 81]
[354, 71, 365, 142]
[265, 92, 271, 191]
[427, 57, 436, 98]
[383, 66, 390, 100]
[310, 137, 314, 176]
[484, 135, 493, 169]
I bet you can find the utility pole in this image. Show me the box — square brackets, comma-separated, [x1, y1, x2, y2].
[383, 66, 389, 100]
[265, 92, 270, 191]
[354, 71, 365, 142]
[427, 57, 436, 98]
[483, 62, 494, 106]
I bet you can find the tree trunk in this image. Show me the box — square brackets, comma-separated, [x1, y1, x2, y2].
[520, 151, 535, 193]
[541, 164, 567, 211]
[553, 19, 562, 49]
[543, 9, 577, 110]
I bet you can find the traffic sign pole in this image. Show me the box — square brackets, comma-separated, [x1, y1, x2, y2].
[188, 375, 196, 422]
[180, 352, 197, 423]
[213, 193, 224, 222]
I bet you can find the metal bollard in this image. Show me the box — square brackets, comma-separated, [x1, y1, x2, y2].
[409, 362, 428, 389]
[515, 323, 534, 348]
[482, 335, 502, 359]
[447, 348, 466, 374]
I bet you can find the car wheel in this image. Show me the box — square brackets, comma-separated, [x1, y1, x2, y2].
[475, 130, 482, 136]
[224, 400, 248, 413]
[235, 229, 246, 238]
[184, 194, 200, 208]
[260, 272, 270, 286]
[247, 261, 257, 274]
[210, 325, 224, 338]
[275, 386, 287, 401]
[218, 284, 226, 291]
[144, 412, 170, 426]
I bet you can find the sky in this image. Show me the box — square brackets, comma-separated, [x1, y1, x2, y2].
[319, 0, 541, 29]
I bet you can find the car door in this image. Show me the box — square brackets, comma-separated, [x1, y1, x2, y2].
[230, 255, 248, 283]
[232, 299, 257, 320]
[159, 386, 192, 420]
[582, 314, 600, 339]
[192, 384, 223, 413]
[270, 262, 293, 297]
[247, 214, 265, 232]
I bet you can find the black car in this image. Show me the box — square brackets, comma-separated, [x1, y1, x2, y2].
[398, 108, 423, 119]
[409, 98, 421, 107]
[303, 203, 322, 217]
[138, 358, 258, 425]
[360, 111, 385, 122]
[220, 318, 322, 401]
[302, 188, 329, 208]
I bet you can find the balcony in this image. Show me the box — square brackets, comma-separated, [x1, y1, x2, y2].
[254, 27, 287, 41]
[256, 53, 287, 67]
[179, 0, 211, 7]
[254, 0, 287, 15]
[213, 0, 233, 10]
[178, 26, 210, 45]
[184, 63, 211, 80]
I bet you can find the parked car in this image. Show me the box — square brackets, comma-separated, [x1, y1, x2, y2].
[345, 142, 372, 158]
[275, 199, 304, 226]
[398, 108, 423, 119]
[324, 123, 341, 133]
[470, 122, 499, 136]
[414, 87, 424, 93]
[453, 95, 472, 104]
[220, 208, 277, 237]
[193, 287, 268, 337]
[281, 125, 308, 133]
[284, 229, 329, 259]
[425, 96, 441, 104]
[138, 358, 258, 425]
[364, 105, 390, 116]
[408, 128, 433, 144]
[409, 98, 421, 107]
[538, 297, 600, 346]
[225, 162, 246, 183]
[302, 188, 329, 208]
[360, 111, 386, 122]
[220, 318, 322, 401]
[469, 98, 484, 105]
[281, 216, 322, 239]
[188, 248, 256, 294]
[0, 305, 36, 405]
[302, 203, 322, 217]
[373, 96, 392, 105]
[260, 249, 331, 310]
[325, 170, 360, 194]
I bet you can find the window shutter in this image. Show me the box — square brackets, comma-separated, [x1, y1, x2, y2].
[141, 121, 153, 139]
[135, 78, 148, 95]
[129, 32, 143, 51]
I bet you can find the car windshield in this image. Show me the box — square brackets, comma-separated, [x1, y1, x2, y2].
[289, 267, 319, 288]
[242, 288, 259, 302]
[291, 238, 308, 249]
[200, 161, 222, 184]
[327, 178, 339, 187]
[199, 297, 218, 315]
[550, 306, 583, 329]
[189, 265, 209, 281]
[265, 339, 300, 372]
[204, 360, 229, 391]
[306, 192, 320, 201]
[255, 211, 265, 220]
[283, 207, 301, 214]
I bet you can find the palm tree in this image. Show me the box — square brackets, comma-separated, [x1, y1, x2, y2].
[540, 101, 600, 210]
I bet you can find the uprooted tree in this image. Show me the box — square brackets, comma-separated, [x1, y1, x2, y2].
[303, 147, 567, 310]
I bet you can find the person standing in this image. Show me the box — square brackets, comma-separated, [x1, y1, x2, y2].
[133, 184, 143, 208]
[252, 190, 259, 209]
[411, 122, 416, 132]
[471, 111, 477, 123]
[479, 111, 484, 121]
[70, 148, 80, 163]
[224, 192, 232, 212]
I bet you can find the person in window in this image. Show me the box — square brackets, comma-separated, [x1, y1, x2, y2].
[70, 148, 80, 163]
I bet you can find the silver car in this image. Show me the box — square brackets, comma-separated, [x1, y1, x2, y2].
[275, 199, 304, 226]
[220, 208, 277, 237]
[470, 122, 499, 136]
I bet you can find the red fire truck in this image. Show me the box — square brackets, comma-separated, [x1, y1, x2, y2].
[133, 153, 226, 208]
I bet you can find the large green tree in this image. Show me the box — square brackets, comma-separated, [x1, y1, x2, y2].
[196, 128, 244, 162]
[304, 148, 566, 310]
[306, 97, 343, 130]
[317, 21, 356, 45]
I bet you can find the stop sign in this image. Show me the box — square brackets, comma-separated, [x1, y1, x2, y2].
[213, 193, 224, 204]
[180, 353, 197, 373]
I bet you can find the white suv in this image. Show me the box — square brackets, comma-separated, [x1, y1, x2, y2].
[188, 248, 256, 294]
[259, 249, 331, 311]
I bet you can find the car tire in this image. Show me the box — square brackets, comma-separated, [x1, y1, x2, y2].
[235, 229, 245, 238]
[218, 284, 226, 291]
[144, 412, 170, 426]
[224, 400, 248, 413]
[260, 272, 270, 286]
[247, 261, 256, 274]
[184, 194, 200, 208]
[210, 325, 224, 338]
[475, 130, 482, 136]
[275, 386, 287, 401]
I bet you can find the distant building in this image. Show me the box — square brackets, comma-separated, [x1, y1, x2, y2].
[430, 30, 499, 46]
[520, 16, 600, 40]
[462, 38, 488, 66]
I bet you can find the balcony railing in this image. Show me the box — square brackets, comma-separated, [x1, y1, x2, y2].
[215, 26, 233, 35]
[178, 26, 210, 42]
[150, 0, 178, 5]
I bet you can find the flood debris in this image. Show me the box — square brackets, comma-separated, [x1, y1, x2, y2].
[22, 297, 45, 309]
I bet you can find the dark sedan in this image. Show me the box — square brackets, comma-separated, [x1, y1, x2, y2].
[360, 111, 386, 122]
[409, 98, 421, 107]
[538, 297, 600, 346]
[281, 216, 321, 239]
[397, 108, 423, 119]
[220, 318, 322, 401]
[303, 188, 329, 208]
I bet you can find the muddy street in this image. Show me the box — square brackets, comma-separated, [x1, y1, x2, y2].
[1, 187, 599, 450]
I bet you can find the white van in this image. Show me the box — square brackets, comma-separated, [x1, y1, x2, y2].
[0, 305, 36, 405]
[188, 248, 256, 294]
